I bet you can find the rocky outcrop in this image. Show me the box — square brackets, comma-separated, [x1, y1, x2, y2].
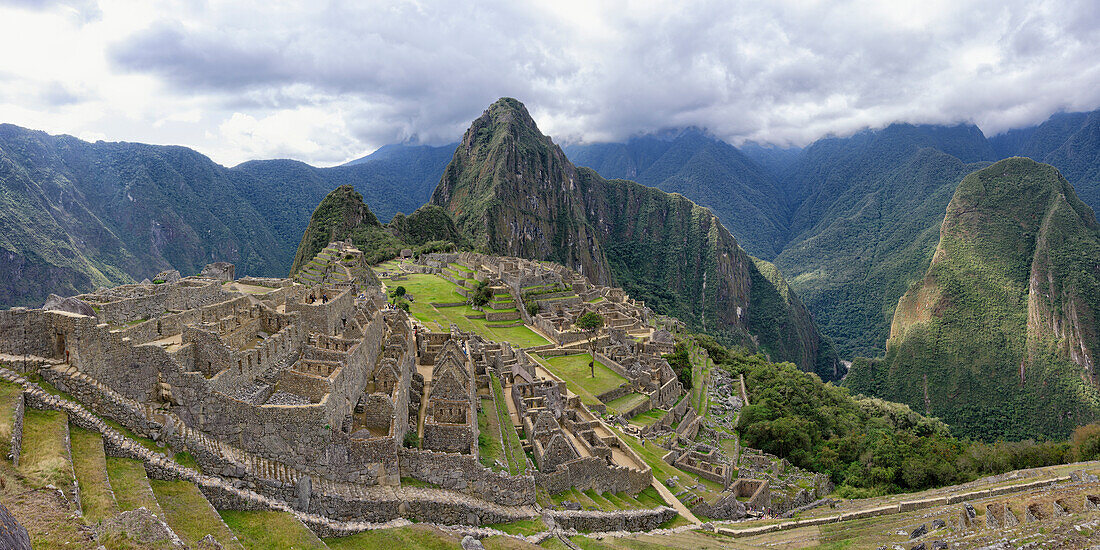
[432, 98, 840, 379]
[0, 502, 31, 550]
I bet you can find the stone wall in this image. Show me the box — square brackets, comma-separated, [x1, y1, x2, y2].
[397, 448, 536, 506]
[547, 507, 677, 532]
[8, 391, 23, 466]
[536, 456, 652, 496]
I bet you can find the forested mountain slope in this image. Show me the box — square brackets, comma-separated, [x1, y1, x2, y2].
[846, 158, 1100, 440]
[432, 98, 841, 379]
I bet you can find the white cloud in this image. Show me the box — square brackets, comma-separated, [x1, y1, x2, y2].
[0, 0, 1097, 165]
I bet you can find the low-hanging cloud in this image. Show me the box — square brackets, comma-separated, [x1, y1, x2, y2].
[5, 0, 1100, 165]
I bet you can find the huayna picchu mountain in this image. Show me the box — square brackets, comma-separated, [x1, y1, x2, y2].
[847, 158, 1100, 440]
[432, 98, 840, 379]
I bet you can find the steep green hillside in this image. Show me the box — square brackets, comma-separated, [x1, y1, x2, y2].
[388, 204, 469, 248]
[289, 185, 403, 273]
[774, 124, 996, 358]
[0, 124, 283, 308]
[433, 98, 840, 379]
[565, 131, 789, 259]
[989, 109, 1100, 215]
[847, 158, 1100, 440]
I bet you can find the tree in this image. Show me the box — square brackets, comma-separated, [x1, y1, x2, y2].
[390, 285, 407, 305]
[471, 281, 492, 308]
[575, 311, 604, 377]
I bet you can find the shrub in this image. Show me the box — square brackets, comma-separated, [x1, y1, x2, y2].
[403, 430, 420, 449]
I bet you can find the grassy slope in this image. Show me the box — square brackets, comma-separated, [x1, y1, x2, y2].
[220, 510, 327, 550]
[150, 479, 243, 548]
[106, 457, 162, 513]
[18, 409, 74, 498]
[69, 426, 118, 522]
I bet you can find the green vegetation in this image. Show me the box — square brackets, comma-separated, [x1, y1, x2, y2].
[17, 409, 73, 494]
[325, 525, 459, 549]
[720, 341, 1091, 495]
[491, 375, 528, 474]
[485, 517, 547, 536]
[289, 185, 404, 272]
[106, 457, 160, 512]
[478, 397, 505, 469]
[537, 353, 625, 398]
[431, 98, 838, 379]
[69, 427, 117, 522]
[575, 311, 604, 377]
[150, 479, 241, 548]
[394, 273, 549, 347]
[0, 380, 22, 456]
[220, 510, 327, 550]
[847, 159, 1100, 440]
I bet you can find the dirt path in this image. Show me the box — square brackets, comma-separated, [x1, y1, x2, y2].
[651, 477, 702, 525]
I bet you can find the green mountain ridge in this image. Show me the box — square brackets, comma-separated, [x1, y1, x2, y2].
[433, 98, 841, 379]
[847, 158, 1100, 440]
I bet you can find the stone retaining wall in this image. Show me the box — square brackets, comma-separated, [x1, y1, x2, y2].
[537, 455, 651, 496]
[398, 448, 536, 506]
[9, 391, 23, 466]
[547, 507, 677, 532]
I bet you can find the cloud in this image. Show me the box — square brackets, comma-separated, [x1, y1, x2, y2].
[2, 0, 1100, 165]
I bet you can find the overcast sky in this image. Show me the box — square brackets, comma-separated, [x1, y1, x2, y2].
[1, 0, 1098, 167]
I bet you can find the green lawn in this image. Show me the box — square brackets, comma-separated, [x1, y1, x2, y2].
[220, 510, 327, 550]
[18, 409, 74, 497]
[536, 354, 626, 397]
[605, 393, 649, 414]
[478, 398, 506, 470]
[629, 409, 667, 428]
[151, 479, 243, 548]
[391, 274, 549, 348]
[0, 381, 22, 456]
[106, 457, 161, 513]
[69, 426, 118, 522]
[484, 517, 546, 536]
[326, 524, 461, 550]
[491, 376, 528, 475]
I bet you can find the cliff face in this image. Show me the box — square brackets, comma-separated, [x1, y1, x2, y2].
[849, 158, 1100, 440]
[432, 98, 840, 379]
[430, 98, 612, 285]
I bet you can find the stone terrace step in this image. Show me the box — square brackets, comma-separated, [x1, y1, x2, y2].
[69, 426, 119, 522]
[151, 478, 246, 549]
[18, 407, 78, 503]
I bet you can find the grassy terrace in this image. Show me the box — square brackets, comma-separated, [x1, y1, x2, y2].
[628, 409, 667, 428]
[534, 353, 626, 408]
[152, 479, 243, 548]
[387, 273, 549, 348]
[547, 486, 667, 511]
[0, 380, 21, 456]
[478, 397, 505, 470]
[605, 393, 649, 415]
[106, 457, 161, 512]
[220, 510, 327, 550]
[70, 426, 118, 522]
[18, 409, 74, 497]
[491, 375, 528, 474]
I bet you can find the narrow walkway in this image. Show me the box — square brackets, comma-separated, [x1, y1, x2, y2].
[651, 477, 701, 525]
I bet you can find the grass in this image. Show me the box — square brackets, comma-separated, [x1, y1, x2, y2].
[536, 353, 626, 397]
[69, 426, 118, 522]
[220, 510, 327, 550]
[0, 380, 22, 456]
[105, 457, 161, 513]
[17, 409, 74, 496]
[491, 375, 528, 475]
[605, 393, 649, 414]
[478, 397, 506, 470]
[484, 517, 547, 536]
[400, 476, 440, 489]
[393, 274, 549, 348]
[628, 409, 667, 428]
[608, 424, 721, 503]
[150, 479, 242, 548]
[326, 524, 461, 549]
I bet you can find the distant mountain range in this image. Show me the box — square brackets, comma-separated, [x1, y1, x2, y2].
[3, 106, 1100, 363]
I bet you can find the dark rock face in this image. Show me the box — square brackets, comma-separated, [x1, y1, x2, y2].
[910, 523, 928, 539]
[0, 502, 31, 550]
